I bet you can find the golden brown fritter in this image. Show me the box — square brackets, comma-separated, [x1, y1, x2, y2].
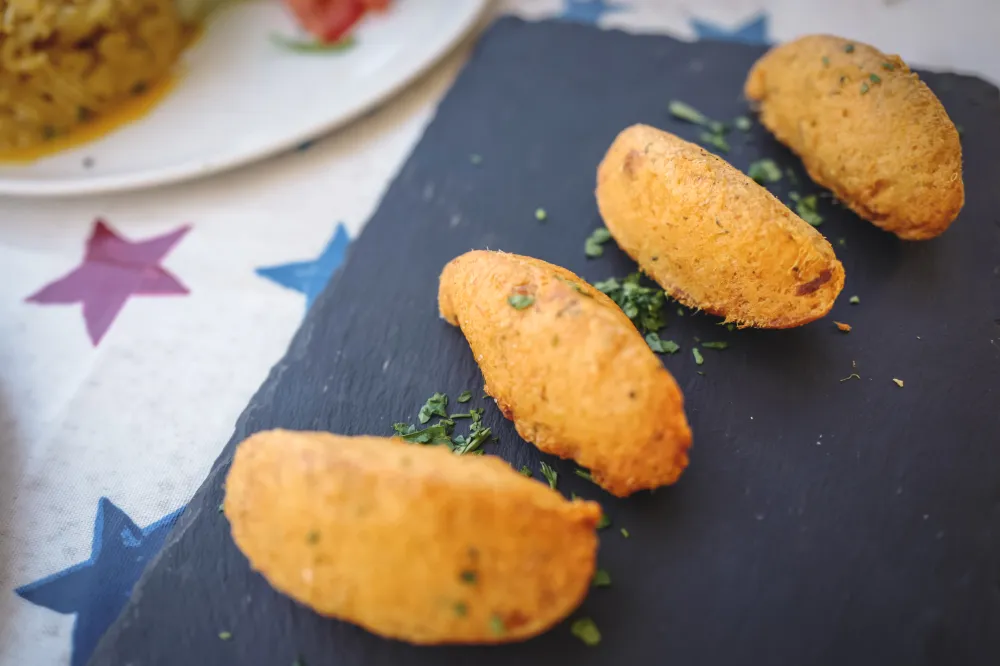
[225, 430, 602, 645]
[438, 250, 691, 497]
[745, 34, 964, 240]
[596, 124, 845, 328]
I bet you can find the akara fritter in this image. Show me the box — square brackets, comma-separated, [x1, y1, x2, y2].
[745, 34, 964, 240]
[596, 124, 845, 328]
[438, 250, 691, 497]
[224, 430, 602, 645]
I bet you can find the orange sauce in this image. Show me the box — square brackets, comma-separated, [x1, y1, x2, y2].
[0, 25, 202, 164]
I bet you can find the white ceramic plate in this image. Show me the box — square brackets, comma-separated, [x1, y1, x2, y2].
[0, 0, 488, 197]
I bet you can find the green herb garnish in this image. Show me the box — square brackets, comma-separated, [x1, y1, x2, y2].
[571, 617, 602, 646]
[620, 528, 630, 538]
[270, 33, 356, 53]
[844, 43, 855, 53]
[700, 131, 730, 153]
[593, 273, 667, 335]
[519, 466, 533, 477]
[837, 237, 847, 247]
[645, 333, 680, 354]
[457, 390, 472, 403]
[869, 73, 881, 84]
[692, 348, 704, 365]
[849, 295, 860, 305]
[507, 293, 535, 310]
[574, 468, 593, 481]
[535, 208, 548, 221]
[540, 462, 558, 489]
[747, 158, 782, 184]
[392, 422, 454, 446]
[218, 631, 232, 641]
[418, 392, 449, 424]
[701, 341, 729, 350]
[584, 227, 613, 258]
[882, 62, 895, 71]
[795, 194, 823, 226]
[860, 82, 870, 94]
[668, 100, 708, 125]
[734, 116, 752, 131]
[597, 514, 611, 529]
[592, 569, 612, 587]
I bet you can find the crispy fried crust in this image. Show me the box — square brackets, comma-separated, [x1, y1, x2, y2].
[745, 34, 964, 240]
[225, 430, 602, 644]
[438, 250, 692, 496]
[596, 124, 845, 328]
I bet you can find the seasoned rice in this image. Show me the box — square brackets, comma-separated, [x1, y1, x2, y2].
[0, 0, 186, 151]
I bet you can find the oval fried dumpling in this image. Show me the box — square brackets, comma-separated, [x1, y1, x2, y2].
[745, 34, 964, 240]
[596, 124, 845, 328]
[225, 430, 602, 645]
[438, 250, 692, 497]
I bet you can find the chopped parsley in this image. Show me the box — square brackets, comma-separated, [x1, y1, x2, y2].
[218, 631, 232, 641]
[490, 614, 506, 636]
[418, 392, 448, 424]
[700, 130, 730, 153]
[535, 208, 548, 221]
[645, 333, 680, 354]
[270, 33, 356, 53]
[869, 73, 881, 84]
[860, 82, 870, 95]
[844, 43, 855, 53]
[508, 293, 535, 310]
[882, 62, 895, 71]
[734, 116, 752, 131]
[620, 528, 630, 538]
[571, 617, 602, 646]
[668, 100, 708, 125]
[453, 601, 468, 617]
[593, 273, 667, 335]
[457, 390, 472, 403]
[747, 158, 782, 184]
[597, 514, 611, 530]
[592, 569, 612, 587]
[849, 295, 860, 305]
[574, 468, 593, 481]
[460, 570, 478, 584]
[519, 466, 532, 477]
[794, 194, 823, 226]
[893, 378, 904, 388]
[540, 462, 558, 489]
[393, 422, 454, 446]
[837, 237, 847, 247]
[701, 341, 729, 350]
[692, 348, 704, 365]
[585, 227, 613, 258]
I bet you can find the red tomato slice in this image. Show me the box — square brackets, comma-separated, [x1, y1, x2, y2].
[285, 0, 366, 43]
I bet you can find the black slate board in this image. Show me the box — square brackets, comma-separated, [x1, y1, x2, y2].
[90, 17, 1000, 666]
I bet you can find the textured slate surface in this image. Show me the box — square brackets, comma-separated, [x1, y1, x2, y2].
[89, 16, 1000, 666]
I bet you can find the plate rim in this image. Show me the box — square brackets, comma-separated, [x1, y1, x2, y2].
[0, 0, 491, 198]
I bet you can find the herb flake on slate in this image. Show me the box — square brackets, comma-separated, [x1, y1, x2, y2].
[218, 631, 232, 641]
[597, 514, 611, 530]
[540, 462, 558, 489]
[734, 116, 752, 131]
[700, 131, 730, 153]
[668, 100, 708, 125]
[849, 295, 860, 305]
[507, 293, 535, 310]
[701, 341, 729, 350]
[519, 466, 532, 477]
[748, 158, 782, 184]
[574, 468, 593, 481]
[795, 194, 823, 226]
[592, 569, 612, 587]
[571, 617, 602, 646]
[593, 273, 667, 335]
[645, 333, 680, 354]
[535, 208, 548, 221]
[418, 392, 448, 424]
[692, 348, 704, 365]
[392, 422, 453, 446]
[457, 390, 472, 403]
[620, 528, 630, 538]
[585, 227, 613, 258]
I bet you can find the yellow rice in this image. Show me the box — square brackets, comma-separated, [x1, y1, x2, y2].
[0, 0, 186, 151]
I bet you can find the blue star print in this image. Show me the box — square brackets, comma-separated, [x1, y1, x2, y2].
[560, 0, 627, 25]
[15, 498, 183, 666]
[256, 223, 350, 310]
[691, 12, 771, 45]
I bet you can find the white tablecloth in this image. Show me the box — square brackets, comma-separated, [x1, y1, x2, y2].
[1, 1, 996, 664]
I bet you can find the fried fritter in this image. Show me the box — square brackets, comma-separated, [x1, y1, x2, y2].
[224, 430, 602, 644]
[438, 250, 691, 497]
[745, 34, 964, 240]
[596, 124, 845, 328]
